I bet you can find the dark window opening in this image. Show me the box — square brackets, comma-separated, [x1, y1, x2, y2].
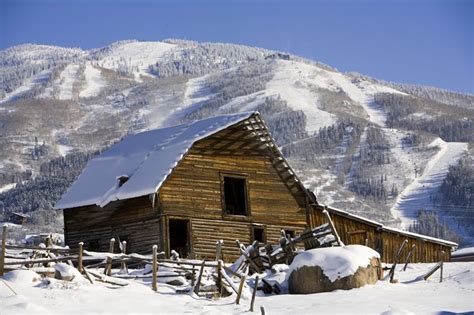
[169, 219, 190, 259]
[223, 176, 248, 216]
[253, 227, 265, 243]
[87, 239, 100, 252]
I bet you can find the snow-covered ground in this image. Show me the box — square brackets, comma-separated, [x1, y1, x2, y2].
[1, 262, 472, 314]
[391, 139, 468, 229]
[79, 65, 106, 98]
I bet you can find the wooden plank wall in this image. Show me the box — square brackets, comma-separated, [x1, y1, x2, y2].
[158, 125, 309, 260]
[310, 207, 452, 263]
[188, 218, 305, 261]
[160, 153, 307, 225]
[64, 196, 163, 254]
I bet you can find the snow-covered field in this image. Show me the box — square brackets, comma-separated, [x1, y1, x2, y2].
[1, 262, 472, 314]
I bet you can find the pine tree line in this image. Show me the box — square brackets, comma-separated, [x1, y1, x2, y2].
[374, 93, 474, 142]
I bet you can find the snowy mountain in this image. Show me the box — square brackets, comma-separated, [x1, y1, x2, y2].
[0, 39, 472, 244]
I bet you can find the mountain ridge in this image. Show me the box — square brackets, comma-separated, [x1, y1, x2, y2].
[0, 39, 472, 244]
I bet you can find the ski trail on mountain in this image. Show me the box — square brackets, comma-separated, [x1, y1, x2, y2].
[57, 64, 80, 100]
[391, 140, 468, 229]
[79, 65, 106, 98]
[331, 76, 468, 232]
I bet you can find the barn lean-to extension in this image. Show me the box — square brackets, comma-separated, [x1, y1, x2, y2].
[55, 112, 456, 262]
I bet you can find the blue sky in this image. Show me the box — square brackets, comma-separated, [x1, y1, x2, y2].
[1, 0, 472, 93]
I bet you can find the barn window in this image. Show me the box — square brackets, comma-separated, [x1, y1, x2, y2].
[285, 230, 295, 239]
[223, 176, 249, 216]
[252, 226, 266, 243]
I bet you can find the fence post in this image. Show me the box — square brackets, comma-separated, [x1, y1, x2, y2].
[104, 238, 115, 275]
[121, 241, 128, 273]
[152, 245, 158, 292]
[217, 259, 223, 296]
[323, 208, 342, 246]
[78, 242, 84, 273]
[191, 265, 196, 287]
[440, 251, 444, 283]
[389, 239, 408, 283]
[250, 276, 259, 312]
[194, 259, 206, 295]
[403, 244, 416, 271]
[106, 257, 113, 276]
[0, 225, 7, 276]
[109, 238, 115, 254]
[236, 275, 246, 304]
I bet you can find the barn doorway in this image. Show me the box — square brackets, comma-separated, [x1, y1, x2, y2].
[169, 219, 190, 259]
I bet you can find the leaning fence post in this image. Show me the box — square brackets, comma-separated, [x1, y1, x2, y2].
[194, 259, 206, 295]
[236, 274, 246, 304]
[323, 207, 342, 246]
[78, 242, 84, 273]
[250, 276, 259, 312]
[389, 239, 408, 283]
[152, 245, 158, 292]
[0, 225, 7, 276]
[403, 244, 416, 271]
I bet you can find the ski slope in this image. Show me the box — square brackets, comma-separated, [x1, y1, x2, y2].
[391, 139, 468, 229]
[79, 65, 106, 98]
[97, 41, 176, 80]
[57, 64, 81, 100]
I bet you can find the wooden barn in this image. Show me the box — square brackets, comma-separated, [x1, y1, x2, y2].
[56, 112, 456, 263]
[7, 211, 30, 225]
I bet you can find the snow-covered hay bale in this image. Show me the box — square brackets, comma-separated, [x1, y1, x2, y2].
[54, 263, 82, 282]
[288, 245, 381, 294]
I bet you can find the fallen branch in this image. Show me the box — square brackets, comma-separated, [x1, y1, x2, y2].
[86, 268, 128, 286]
[4, 255, 78, 266]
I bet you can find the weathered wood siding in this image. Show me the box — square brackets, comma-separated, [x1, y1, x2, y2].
[158, 125, 309, 260]
[184, 218, 305, 261]
[64, 196, 163, 254]
[310, 207, 451, 263]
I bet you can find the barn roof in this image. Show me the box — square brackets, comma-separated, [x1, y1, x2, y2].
[55, 112, 257, 209]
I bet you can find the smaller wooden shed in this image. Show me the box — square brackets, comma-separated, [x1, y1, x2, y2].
[8, 212, 30, 225]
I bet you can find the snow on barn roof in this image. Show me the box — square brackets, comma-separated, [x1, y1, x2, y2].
[55, 112, 256, 209]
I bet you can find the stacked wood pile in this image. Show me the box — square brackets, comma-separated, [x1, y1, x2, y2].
[235, 210, 343, 275]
